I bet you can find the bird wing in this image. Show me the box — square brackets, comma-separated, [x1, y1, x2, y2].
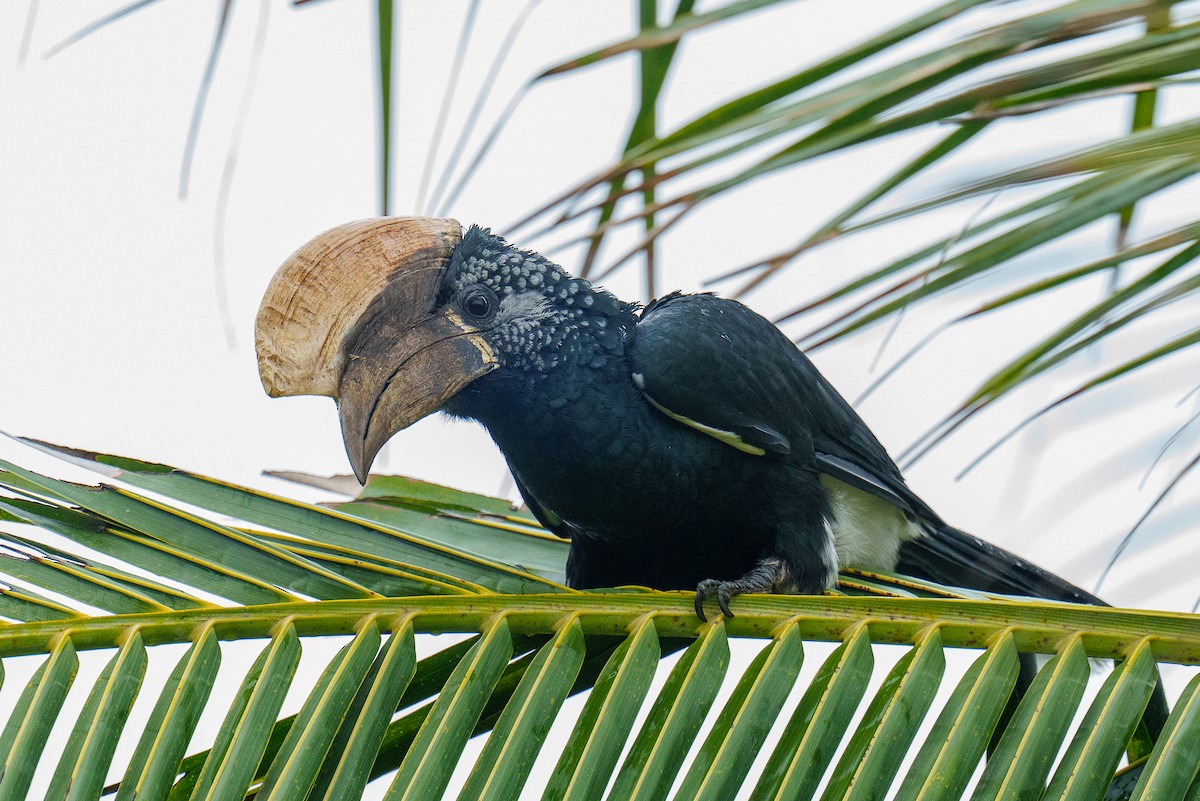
[628, 293, 1116, 608]
[628, 292, 940, 524]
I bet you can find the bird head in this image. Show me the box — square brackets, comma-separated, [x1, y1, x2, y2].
[255, 217, 631, 483]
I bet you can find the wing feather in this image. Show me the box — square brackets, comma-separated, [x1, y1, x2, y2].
[629, 292, 938, 524]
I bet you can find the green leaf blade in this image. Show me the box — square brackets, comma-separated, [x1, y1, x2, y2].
[543, 617, 661, 801]
[46, 632, 148, 801]
[256, 621, 383, 800]
[117, 627, 221, 801]
[607, 620, 730, 801]
[21, 442, 564, 595]
[895, 633, 1020, 801]
[1044, 639, 1161, 801]
[458, 615, 587, 801]
[0, 637, 77, 801]
[384, 617, 515, 801]
[315, 619, 418, 800]
[677, 619, 805, 801]
[1131, 671, 1200, 799]
[750, 622, 875, 801]
[190, 624, 302, 801]
[822, 627, 946, 801]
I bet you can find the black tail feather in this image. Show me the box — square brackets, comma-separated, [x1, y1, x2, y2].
[897, 526, 1105, 606]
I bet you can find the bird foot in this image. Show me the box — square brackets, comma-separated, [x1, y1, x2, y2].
[694, 556, 793, 621]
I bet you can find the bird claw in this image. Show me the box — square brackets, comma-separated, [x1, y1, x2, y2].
[694, 557, 795, 621]
[693, 579, 736, 622]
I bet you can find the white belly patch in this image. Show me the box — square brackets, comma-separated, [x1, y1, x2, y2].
[819, 474, 924, 572]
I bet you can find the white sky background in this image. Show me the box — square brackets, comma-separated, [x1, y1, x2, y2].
[3, 2, 1200, 797]
[2, 0, 1199, 611]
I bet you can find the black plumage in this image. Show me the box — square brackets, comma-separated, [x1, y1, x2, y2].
[261, 218, 1165, 744]
[419, 227, 1101, 615]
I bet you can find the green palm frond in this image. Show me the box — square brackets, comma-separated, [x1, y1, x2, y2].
[503, 0, 1200, 547]
[0, 440, 1196, 799]
[53, 0, 1198, 566]
[14, 3, 1200, 796]
[525, 1, 1198, 271]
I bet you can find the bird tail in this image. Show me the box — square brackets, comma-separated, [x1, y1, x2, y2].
[896, 525, 1105, 605]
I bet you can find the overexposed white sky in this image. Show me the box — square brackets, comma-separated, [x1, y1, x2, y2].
[2, 0, 1199, 618]
[5, 3, 1200, 798]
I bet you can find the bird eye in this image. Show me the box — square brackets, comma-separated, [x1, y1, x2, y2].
[459, 286, 497, 322]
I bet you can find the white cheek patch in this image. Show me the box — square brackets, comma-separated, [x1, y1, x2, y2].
[495, 291, 554, 326]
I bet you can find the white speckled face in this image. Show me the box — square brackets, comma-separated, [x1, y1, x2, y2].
[441, 226, 636, 372]
[484, 291, 561, 367]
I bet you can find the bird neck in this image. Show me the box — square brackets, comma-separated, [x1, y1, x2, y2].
[448, 321, 634, 430]
[453, 341, 660, 533]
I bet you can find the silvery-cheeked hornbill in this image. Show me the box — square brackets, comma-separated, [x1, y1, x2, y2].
[255, 216, 1104, 620]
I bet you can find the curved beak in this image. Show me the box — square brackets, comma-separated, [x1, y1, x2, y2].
[254, 216, 479, 485]
[337, 308, 497, 483]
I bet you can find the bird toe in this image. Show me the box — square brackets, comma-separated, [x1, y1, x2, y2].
[717, 586, 736, 618]
[694, 579, 723, 622]
[694, 578, 743, 620]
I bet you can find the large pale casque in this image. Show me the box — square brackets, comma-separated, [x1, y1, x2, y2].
[255, 216, 497, 480]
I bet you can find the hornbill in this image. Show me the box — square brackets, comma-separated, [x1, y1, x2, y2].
[254, 217, 1107, 621]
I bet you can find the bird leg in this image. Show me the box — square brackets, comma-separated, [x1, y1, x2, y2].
[694, 555, 798, 621]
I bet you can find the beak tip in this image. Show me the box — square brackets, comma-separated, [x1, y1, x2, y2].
[345, 439, 374, 486]
[339, 403, 374, 487]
